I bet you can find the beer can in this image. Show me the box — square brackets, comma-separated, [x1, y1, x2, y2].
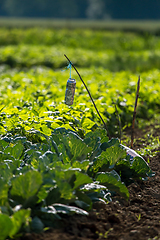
[65, 78, 76, 106]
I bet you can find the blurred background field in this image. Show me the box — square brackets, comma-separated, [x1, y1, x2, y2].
[0, 18, 160, 33]
[0, 26, 160, 72]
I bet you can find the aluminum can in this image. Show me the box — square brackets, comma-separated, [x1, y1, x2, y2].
[65, 78, 76, 106]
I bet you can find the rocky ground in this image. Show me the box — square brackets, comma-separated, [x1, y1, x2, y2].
[17, 125, 160, 240]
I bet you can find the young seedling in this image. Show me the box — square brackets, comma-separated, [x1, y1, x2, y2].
[131, 76, 140, 149]
[136, 213, 141, 221]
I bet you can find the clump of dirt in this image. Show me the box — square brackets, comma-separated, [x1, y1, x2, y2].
[17, 126, 160, 240]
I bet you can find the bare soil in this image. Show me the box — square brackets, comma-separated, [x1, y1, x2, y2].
[18, 125, 160, 240]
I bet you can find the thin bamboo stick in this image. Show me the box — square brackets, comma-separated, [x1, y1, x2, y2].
[131, 76, 140, 149]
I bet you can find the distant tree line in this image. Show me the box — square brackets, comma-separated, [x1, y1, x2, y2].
[0, 0, 160, 19]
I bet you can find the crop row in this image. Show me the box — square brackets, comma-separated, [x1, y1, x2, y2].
[0, 67, 160, 137]
[0, 45, 160, 72]
[0, 28, 160, 51]
[0, 125, 154, 239]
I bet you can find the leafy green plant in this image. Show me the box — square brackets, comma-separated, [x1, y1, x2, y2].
[0, 126, 154, 238]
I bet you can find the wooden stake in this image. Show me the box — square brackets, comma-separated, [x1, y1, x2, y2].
[64, 54, 111, 139]
[131, 76, 140, 149]
[114, 103, 122, 143]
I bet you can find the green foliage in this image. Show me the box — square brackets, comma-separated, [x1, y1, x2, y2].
[0, 127, 154, 238]
[0, 28, 160, 72]
[11, 171, 42, 201]
[0, 66, 160, 137]
[10, 209, 31, 237]
[0, 27, 157, 237]
[0, 214, 13, 240]
[96, 171, 129, 200]
[0, 44, 160, 71]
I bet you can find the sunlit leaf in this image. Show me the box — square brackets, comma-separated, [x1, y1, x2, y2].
[73, 172, 92, 190]
[0, 214, 13, 240]
[10, 209, 31, 237]
[131, 156, 155, 178]
[11, 171, 42, 200]
[12, 141, 24, 159]
[96, 171, 129, 200]
[0, 180, 9, 205]
[53, 203, 89, 215]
